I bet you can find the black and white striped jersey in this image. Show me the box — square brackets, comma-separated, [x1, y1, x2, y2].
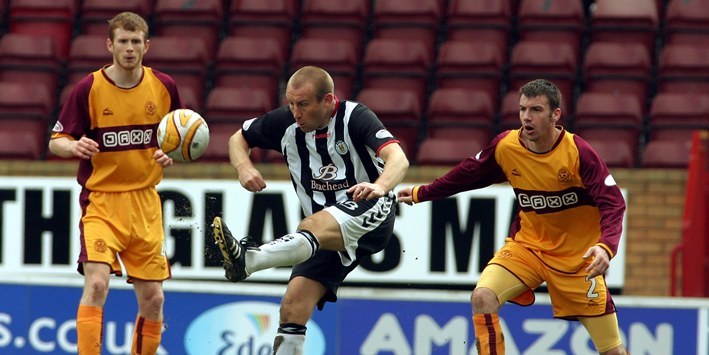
[241, 100, 400, 216]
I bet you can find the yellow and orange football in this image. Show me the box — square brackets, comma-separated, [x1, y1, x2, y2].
[157, 109, 210, 162]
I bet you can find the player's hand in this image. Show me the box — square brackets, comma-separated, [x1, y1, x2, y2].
[154, 149, 174, 167]
[583, 245, 611, 281]
[237, 165, 266, 192]
[348, 182, 386, 202]
[71, 137, 99, 159]
[397, 186, 415, 205]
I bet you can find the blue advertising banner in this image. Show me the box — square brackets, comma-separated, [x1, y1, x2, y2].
[0, 280, 706, 354]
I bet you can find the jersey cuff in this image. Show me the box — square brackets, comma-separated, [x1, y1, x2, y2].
[596, 243, 614, 259]
[412, 185, 421, 204]
[376, 140, 400, 156]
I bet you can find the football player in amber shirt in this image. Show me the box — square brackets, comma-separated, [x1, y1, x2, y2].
[398, 79, 628, 355]
[48, 12, 181, 355]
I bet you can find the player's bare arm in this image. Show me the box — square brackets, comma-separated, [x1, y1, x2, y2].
[229, 129, 266, 192]
[48, 136, 99, 160]
[348, 143, 409, 202]
[583, 245, 611, 280]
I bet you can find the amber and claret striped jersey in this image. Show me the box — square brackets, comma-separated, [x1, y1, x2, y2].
[51, 66, 182, 192]
[412, 128, 626, 273]
[241, 98, 399, 216]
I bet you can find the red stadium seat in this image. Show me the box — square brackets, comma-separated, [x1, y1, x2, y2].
[213, 36, 285, 107]
[648, 92, 709, 129]
[204, 86, 272, 123]
[641, 139, 692, 168]
[0, 33, 61, 104]
[372, 0, 442, 56]
[435, 40, 504, 108]
[426, 88, 494, 143]
[299, 0, 369, 55]
[80, 0, 153, 35]
[582, 138, 636, 168]
[289, 38, 358, 99]
[200, 122, 242, 162]
[0, 119, 48, 159]
[665, 0, 709, 46]
[362, 38, 433, 109]
[143, 36, 210, 110]
[153, 0, 224, 58]
[658, 44, 709, 95]
[66, 35, 113, 85]
[575, 92, 643, 128]
[416, 137, 483, 166]
[574, 92, 643, 154]
[178, 86, 201, 112]
[517, 0, 586, 57]
[0, 80, 52, 159]
[356, 88, 421, 158]
[499, 91, 521, 131]
[228, 0, 297, 55]
[582, 42, 652, 109]
[589, 0, 659, 55]
[0, 80, 53, 120]
[8, 0, 77, 59]
[446, 0, 513, 61]
[575, 127, 640, 166]
[508, 41, 577, 114]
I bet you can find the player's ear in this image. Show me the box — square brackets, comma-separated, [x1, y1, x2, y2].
[552, 107, 561, 122]
[144, 39, 150, 53]
[323, 92, 334, 106]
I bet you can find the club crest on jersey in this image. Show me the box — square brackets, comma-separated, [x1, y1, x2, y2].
[335, 140, 349, 155]
[145, 101, 157, 116]
[558, 168, 573, 184]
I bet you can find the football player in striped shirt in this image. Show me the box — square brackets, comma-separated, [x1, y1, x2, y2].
[212, 66, 409, 354]
[49, 12, 181, 355]
[398, 79, 628, 355]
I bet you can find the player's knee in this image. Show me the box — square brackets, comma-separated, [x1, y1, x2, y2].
[279, 295, 300, 322]
[472, 287, 499, 314]
[84, 277, 109, 301]
[297, 215, 319, 232]
[137, 292, 164, 317]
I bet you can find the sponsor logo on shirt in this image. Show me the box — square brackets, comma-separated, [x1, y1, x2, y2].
[514, 186, 592, 214]
[311, 164, 351, 192]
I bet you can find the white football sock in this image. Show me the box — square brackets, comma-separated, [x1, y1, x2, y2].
[245, 230, 319, 273]
[273, 323, 306, 355]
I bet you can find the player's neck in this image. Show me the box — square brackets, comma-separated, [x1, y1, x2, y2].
[104, 64, 143, 89]
[526, 126, 561, 153]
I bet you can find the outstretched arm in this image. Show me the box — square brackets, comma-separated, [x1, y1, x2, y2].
[229, 129, 266, 192]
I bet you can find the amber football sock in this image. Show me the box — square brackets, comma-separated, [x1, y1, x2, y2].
[473, 313, 505, 355]
[77, 305, 103, 355]
[131, 316, 163, 355]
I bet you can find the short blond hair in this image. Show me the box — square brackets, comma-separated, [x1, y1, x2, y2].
[288, 66, 334, 101]
[107, 12, 149, 41]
